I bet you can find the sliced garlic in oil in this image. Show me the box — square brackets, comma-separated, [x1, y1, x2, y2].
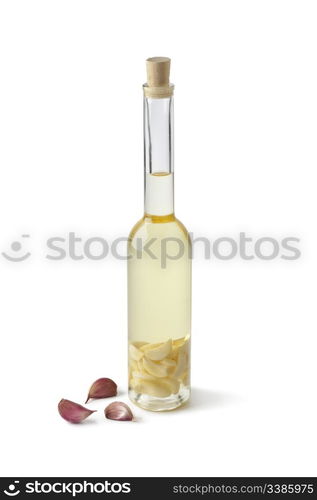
[161, 358, 176, 367]
[136, 380, 172, 398]
[173, 351, 187, 379]
[129, 343, 144, 361]
[132, 370, 155, 381]
[161, 377, 180, 394]
[144, 338, 172, 361]
[142, 357, 168, 378]
[132, 341, 147, 348]
[129, 336, 190, 398]
[140, 342, 161, 352]
[172, 337, 186, 348]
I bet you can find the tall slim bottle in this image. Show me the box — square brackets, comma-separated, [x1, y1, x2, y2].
[128, 57, 191, 411]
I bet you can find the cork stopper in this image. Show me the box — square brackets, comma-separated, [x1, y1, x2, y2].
[143, 57, 174, 98]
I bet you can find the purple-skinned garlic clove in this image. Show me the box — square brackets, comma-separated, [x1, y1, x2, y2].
[58, 399, 96, 424]
[85, 377, 117, 403]
[105, 402, 133, 421]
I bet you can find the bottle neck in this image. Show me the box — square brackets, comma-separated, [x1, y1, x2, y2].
[144, 96, 174, 216]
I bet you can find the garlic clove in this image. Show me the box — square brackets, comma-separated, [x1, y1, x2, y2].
[142, 357, 169, 378]
[132, 341, 147, 349]
[161, 377, 180, 394]
[136, 360, 144, 372]
[140, 342, 161, 352]
[130, 375, 180, 397]
[145, 338, 172, 361]
[171, 338, 189, 360]
[180, 370, 190, 385]
[129, 343, 144, 361]
[173, 352, 187, 379]
[129, 377, 138, 390]
[132, 370, 156, 381]
[178, 339, 189, 355]
[129, 359, 138, 374]
[85, 377, 117, 403]
[58, 399, 96, 424]
[161, 358, 177, 375]
[172, 337, 186, 348]
[105, 402, 133, 421]
[170, 348, 179, 361]
[161, 358, 177, 367]
[134, 380, 172, 398]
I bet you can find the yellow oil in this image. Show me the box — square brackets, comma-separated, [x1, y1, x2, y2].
[128, 212, 191, 411]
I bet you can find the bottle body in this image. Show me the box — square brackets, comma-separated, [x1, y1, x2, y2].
[128, 212, 191, 411]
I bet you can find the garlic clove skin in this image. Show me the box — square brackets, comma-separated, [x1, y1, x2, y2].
[58, 399, 96, 424]
[105, 402, 133, 421]
[85, 377, 117, 403]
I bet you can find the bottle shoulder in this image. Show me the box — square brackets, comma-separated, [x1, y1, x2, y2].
[128, 216, 146, 240]
[174, 216, 190, 238]
[128, 214, 190, 243]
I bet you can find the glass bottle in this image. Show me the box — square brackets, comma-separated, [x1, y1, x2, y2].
[128, 57, 191, 411]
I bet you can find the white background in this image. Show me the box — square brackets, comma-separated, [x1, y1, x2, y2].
[0, 0, 316, 477]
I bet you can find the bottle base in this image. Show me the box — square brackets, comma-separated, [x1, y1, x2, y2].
[128, 385, 190, 412]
